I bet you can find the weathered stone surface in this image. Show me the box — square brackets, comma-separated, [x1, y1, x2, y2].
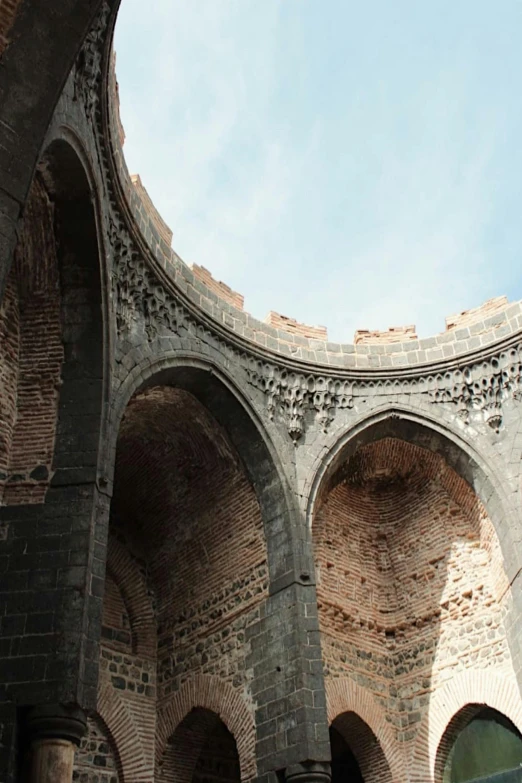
[1, 5, 522, 783]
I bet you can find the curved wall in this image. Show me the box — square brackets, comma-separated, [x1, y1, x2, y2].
[1, 3, 522, 782]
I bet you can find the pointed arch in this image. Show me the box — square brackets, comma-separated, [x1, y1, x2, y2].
[326, 677, 403, 783]
[409, 670, 522, 782]
[97, 680, 151, 782]
[106, 353, 300, 589]
[156, 674, 256, 781]
[306, 405, 518, 575]
[106, 535, 156, 657]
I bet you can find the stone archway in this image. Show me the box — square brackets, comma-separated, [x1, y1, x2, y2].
[410, 670, 522, 783]
[326, 678, 403, 782]
[157, 675, 256, 781]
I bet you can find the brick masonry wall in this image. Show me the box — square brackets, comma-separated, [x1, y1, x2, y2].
[104, 386, 268, 775]
[73, 716, 121, 783]
[446, 296, 509, 333]
[314, 438, 515, 754]
[159, 709, 240, 783]
[154, 468, 267, 699]
[354, 325, 417, 345]
[0, 267, 20, 487]
[264, 311, 327, 341]
[192, 719, 241, 783]
[96, 536, 157, 780]
[192, 265, 244, 311]
[130, 175, 173, 248]
[0, 175, 63, 505]
[0, 132, 108, 782]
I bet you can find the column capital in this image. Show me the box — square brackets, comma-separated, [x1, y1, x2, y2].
[285, 761, 331, 783]
[27, 703, 87, 746]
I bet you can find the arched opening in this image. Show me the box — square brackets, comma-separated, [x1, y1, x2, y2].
[111, 383, 269, 671]
[159, 707, 240, 783]
[330, 713, 391, 783]
[97, 370, 271, 777]
[330, 726, 363, 783]
[0, 135, 107, 779]
[436, 706, 522, 783]
[312, 416, 517, 769]
[0, 137, 105, 504]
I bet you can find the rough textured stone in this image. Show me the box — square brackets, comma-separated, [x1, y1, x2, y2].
[1, 5, 522, 782]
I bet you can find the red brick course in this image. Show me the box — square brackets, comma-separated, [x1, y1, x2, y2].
[314, 437, 515, 759]
[0, 175, 63, 504]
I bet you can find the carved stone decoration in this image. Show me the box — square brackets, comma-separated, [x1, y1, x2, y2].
[73, 1, 111, 118]
[428, 348, 522, 432]
[108, 215, 140, 334]
[73, 4, 522, 444]
[247, 364, 354, 442]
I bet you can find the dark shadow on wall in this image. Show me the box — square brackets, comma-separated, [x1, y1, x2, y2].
[90, 377, 271, 779]
[329, 723, 364, 783]
[158, 707, 240, 783]
[0, 136, 107, 780]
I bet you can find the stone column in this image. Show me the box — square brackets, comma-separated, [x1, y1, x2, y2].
[27, 704, 86, 783]
[285, 761, 331, 783]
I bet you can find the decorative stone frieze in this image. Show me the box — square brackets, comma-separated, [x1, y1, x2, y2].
[427, 348, 522, 432]
[246, 365, 354, 442]
[246, 346, 522, 439]
[73, 1, 111, 118]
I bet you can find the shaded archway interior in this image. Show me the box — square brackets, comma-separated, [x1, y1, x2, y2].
[437, 706, 522, 783]
[313, 416, 503, 527]
[313, 432, 514, 764]
[79, 381, 269, 780]
[159, 708, 240, 783]
[0, 139, 103, 505]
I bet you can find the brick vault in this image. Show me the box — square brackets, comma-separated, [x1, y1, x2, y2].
[1, 3, 522, 783]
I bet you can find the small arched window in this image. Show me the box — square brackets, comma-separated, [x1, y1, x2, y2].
[442, 707, 522, 783]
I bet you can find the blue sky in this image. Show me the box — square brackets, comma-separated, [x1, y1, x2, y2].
[114, 1, 522, 342]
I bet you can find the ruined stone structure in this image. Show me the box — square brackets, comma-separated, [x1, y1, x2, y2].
[1, 3, 522, 783]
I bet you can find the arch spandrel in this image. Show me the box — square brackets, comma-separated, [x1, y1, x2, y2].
[305, 406, 519, 575]
[106, 353, 302, 590]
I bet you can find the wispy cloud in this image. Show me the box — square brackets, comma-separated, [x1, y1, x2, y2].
[115, 0, 522, 342]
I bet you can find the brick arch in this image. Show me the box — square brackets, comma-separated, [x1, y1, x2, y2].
[156, 674, 256, 781]
[157, 708, 233, 783]
[106, 353, 299, 591]
[409, 670, 522, 783]
[326, 677, 403, 783]
[107, 535, 156, 657]
[97, 680, 151, 782]
[306, 405, 518, 588]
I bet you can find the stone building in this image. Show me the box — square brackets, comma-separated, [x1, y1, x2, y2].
[1, 3, 522, 783]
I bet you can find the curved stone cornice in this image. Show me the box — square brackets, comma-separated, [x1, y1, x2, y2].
[71, 4, 522, 442]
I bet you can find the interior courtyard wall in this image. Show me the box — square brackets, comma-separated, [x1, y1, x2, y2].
[313, 438, 516, 759]
[2, 5, 522, 781]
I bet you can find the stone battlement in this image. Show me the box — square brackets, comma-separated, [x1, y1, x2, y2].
[192, 264, 244, 311]
[130, 174, 173, 248]
[108, 52, 517, 357]
[446, 296, 509, 334]
[264, 311, 328, 341]
[354, 325, 418, 345]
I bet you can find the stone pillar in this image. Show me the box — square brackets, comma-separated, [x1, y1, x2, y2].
[285, 761, 331, 783]
[27, 704, 86, 783]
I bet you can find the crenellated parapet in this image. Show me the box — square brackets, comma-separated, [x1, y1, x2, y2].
[104, 36, 522, 369]
[73, 3, 522, 448]
[354, 325, 417, 345]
